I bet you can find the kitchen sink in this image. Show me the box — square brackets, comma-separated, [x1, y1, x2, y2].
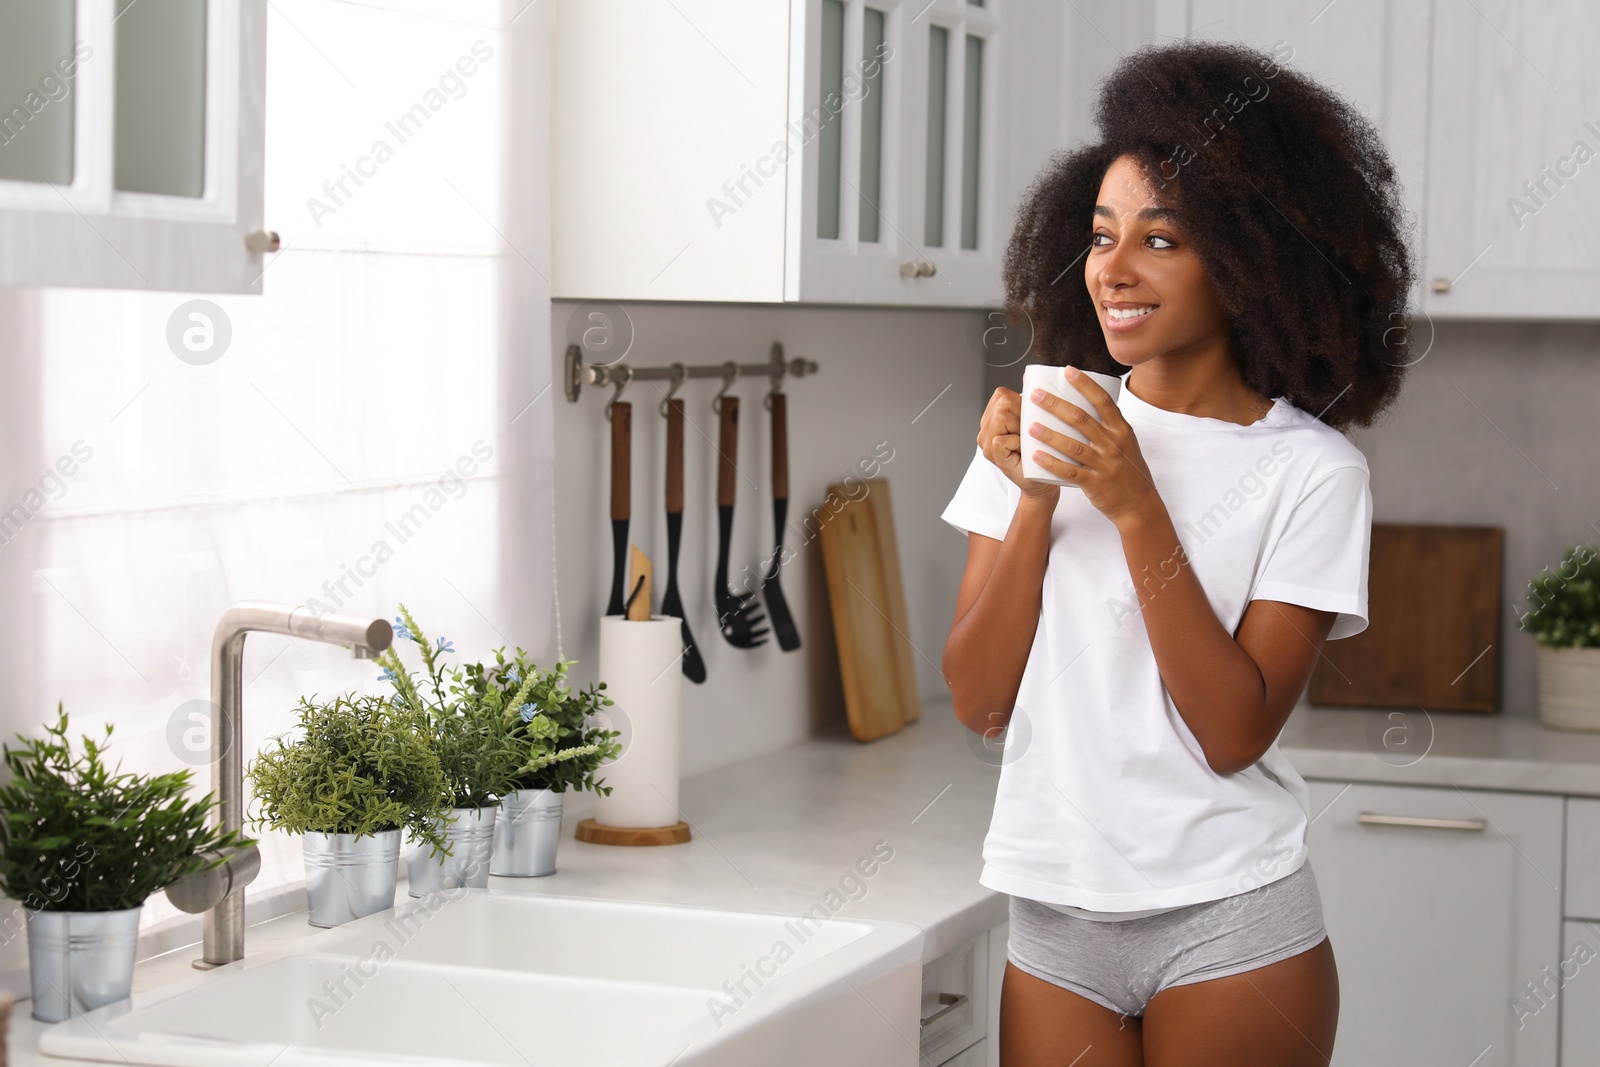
[38, 891, 924, 1067]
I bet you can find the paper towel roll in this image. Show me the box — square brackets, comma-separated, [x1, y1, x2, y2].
[594, 615, 683, 829]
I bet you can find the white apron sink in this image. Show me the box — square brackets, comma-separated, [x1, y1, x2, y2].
[38, 892, 924, 1067]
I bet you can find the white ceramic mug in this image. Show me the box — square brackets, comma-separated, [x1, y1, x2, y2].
[1019, 364, 1124, 486]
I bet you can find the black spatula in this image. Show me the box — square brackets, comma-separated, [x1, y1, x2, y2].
[761, 392, 801, 651]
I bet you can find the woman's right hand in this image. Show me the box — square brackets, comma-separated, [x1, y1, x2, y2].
[979, 387, 1060, 500]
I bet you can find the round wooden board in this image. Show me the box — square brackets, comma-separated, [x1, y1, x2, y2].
[574, 818, 691, 846]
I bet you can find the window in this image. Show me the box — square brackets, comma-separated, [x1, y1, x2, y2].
[15, 0, 553, 942]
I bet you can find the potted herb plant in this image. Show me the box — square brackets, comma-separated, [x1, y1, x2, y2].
[378, 606, 526, 895]
[464, 650, 622, 877]
[1522, 542, 1600, 731]
[0, 706, 248, 1023]
[247, 692, 451, 926]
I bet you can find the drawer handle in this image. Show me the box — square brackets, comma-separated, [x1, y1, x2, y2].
[1357, 812, 1486, 832]
[920, 992, 968, 1029]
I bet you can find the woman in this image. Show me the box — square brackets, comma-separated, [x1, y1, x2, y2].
[940, 38, 1414, 1065]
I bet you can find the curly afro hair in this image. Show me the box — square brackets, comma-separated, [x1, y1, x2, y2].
[1003, 39, 1416, 431]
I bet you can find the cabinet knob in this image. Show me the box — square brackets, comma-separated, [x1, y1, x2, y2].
[1431, 277, 1450, 293]
[247, 230, 281, 254]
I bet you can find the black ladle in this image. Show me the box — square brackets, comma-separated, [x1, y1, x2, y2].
[761, 392, 800, 651]
[659, 398, 706, 682]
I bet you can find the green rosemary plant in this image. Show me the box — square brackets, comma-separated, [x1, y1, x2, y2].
[247, 692, 452, 856]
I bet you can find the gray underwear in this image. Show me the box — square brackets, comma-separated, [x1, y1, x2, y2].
[1006, 858, 1328, 1019]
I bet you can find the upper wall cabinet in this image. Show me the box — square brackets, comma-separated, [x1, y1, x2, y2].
[1170, 0, 1600, 321]
[0, 0, 268, 293]
[1424, 0, 1600, 320]
[553, 0, 1056, 307]
[1181, 0, 1432, 309]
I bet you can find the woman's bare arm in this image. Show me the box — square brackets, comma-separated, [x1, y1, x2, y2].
[941, 494, 1057, 736]
[1118, 505, 1337, 774]
[941, 387, 1062, 736]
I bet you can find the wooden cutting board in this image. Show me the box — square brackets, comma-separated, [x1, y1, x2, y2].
[1309, 522, 1502, 713]
[818, 478, 921, 741]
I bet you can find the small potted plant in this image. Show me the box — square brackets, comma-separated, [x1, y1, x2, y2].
[0, 706, 248, 1022]
[377, 605, 526, 895]
[247, 692, 451, 926]
[1521, 542, 1600, 731]
[462, 650, 621, 877]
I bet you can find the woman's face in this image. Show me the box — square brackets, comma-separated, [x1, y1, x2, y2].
[1085, 154, 1230, 368]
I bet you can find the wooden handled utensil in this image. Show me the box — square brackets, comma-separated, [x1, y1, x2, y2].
[761, 392, 801, 651]
[659, 399, 707, 682]
[605, 402, 631, 616]
[712, 396, 767, 648]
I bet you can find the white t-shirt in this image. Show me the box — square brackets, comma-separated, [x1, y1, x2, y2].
[941, 378, 1372, 915]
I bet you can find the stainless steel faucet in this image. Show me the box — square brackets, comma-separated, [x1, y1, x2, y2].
[166, 601, 393, 968]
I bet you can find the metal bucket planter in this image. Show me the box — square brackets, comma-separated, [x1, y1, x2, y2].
[407, 806, 498, 897]
[26, 906, 142, 1023]
[1536, 645, 1600, 731]
[489, 789, 564, 877]
[303, 829, 400, 927]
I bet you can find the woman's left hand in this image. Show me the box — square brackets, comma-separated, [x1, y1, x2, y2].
[1027, 367, 1159, 529]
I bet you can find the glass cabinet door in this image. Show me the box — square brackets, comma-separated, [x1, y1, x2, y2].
[812, 0, 896, 249]
[114, 0, 208, 198]
[794, 0, 1005, 305]
[921, 1, 993, 255]
[0, 1, 78, 186]
[0, 0, 267, 293]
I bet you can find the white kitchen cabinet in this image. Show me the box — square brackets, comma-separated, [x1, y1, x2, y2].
[1099, 0, 1600, 320]
[1305, 779, 1562, 1067]
[1183, 0, 1430, 307]
[1560, 921, 1600, 1064]
[0, 0, 269, 292]
[552, 0, 1057, 307]
[985, 919, 1005, 1067]
[911, 921, 1007, 1067]
[1567, 798, 1600, 921]
[1423, 0, 1600, 319]
[920, 928, 987, 1065]
[938, 1039, 987, 1066]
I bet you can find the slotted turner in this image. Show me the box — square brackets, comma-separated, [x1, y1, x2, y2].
[713, 396, 767, 649]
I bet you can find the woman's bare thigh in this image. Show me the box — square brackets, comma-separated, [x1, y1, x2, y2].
[1000, 960, 1144, 1067]
[1140, 935, 1339, 1067]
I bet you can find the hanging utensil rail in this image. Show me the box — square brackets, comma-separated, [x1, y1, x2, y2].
[563, 341, 819, 406]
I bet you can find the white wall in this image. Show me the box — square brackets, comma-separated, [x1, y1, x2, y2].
[549, 301, 986, 777]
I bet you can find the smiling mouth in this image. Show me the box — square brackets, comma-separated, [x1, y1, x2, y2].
[1105, 305, 1156, 321]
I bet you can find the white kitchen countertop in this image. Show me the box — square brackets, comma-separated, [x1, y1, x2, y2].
[1280, 702, 1600, 796]
[488, 695, 1010, 963]
[13, 694, 1600, 1063]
